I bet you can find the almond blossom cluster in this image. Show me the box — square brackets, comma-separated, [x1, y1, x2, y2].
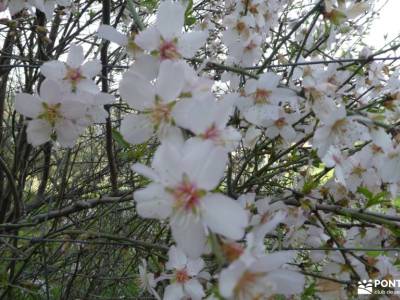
[97, 1, 307, 298]
[10, 0, 400, 299]
[100, 1, 305, 299]
[15, 44, 112, 147]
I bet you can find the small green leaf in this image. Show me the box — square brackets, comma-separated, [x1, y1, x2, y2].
[357, 186, 373, 200]
[185, 16, 196, 26]
[184, 0, 195, 26]
[358, 187, 388, 208]
[142, 0, 159, 10]
[112, 129, 130, 149]
[302, 180, 318, 194]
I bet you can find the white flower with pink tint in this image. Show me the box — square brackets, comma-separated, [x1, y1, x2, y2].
[133, 0, 208, 69]
[15, 80, 88, 147]
[41, 44, 101, 94]
[173, 95, 241, 152]
[132, 138, 248, 258]
[97, 24, 143, 59]
[119, 60, 186, 145]
[219, 251, 305, 299]
[313, 105, 370, 157]
[138, 259, 161, 300]
[162, 246, 205, 300]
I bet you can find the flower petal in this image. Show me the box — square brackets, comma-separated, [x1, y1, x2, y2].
[155, 60, 185, 102]
[184, 279, 205, 300]
[173, 95, 221, 134]
[187, 258, 204, 276]
[135, 26, 160, 51]
[243, 104, 279, 126]
[55, 119, 83, 147]
[178, 31, 208, 57]
[81, 60, 101, 78]
[202, 193, 248, 240]
[76, 79, 100, 94]
[171, 216, 206, 258]
[131, 163, 160, 182]
[15, 93, 43, 118]
[156, 1, 184, 40]
[60, 100, 87, 119]
[134, 183, 173, 219]
[164, 283, 185, 300]
[264, 270, 305, 295]
[40, 61, 66, 81]
[130, 55, 159, 81]
[252, 251, 296, 272]
[26, 119, 52, 146]
[259, 72, 280, 89]
[95, 92, 114, 105]
[120, 71, 155, 110]
[40, 80, 63, 104]
[67, 44, 84, 68]
[182, 139, 227, 190]
[9, 1, 26, 16]
[152, 141, 184, 186]
[219, 261, 247, 298]
[166, 246, 187, 270]
[120, 114, 154, 145]
[97, 25, 128, 46]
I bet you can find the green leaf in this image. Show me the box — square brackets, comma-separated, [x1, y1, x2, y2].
[394, 197, 400, 208]
[358, 187, 388, 208]
[112, 129, 130, 149]
[302, 282, 317, 299]
[142, 0, 159, 10]
[357, 186, 373, 200]
[184, 0, 194, 26]
[302, 180, 318, 194]
[366, 251, 384, 257]
[367, 191, 388, 208]
[185, 16, 196, 26]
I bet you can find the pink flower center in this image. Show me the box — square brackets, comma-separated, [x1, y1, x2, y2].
[235, 21, 246, 34]
[159, 41, 180, 60]
[245, 40, 257, 52]
[175, 269, 190, 284]
[222, 242, 244, 262]
[150, 101, 173, 127]
[260, 211, 272, 224]
[254, 88, 271, 104]
[274, 117, 287, 129]
[40, 102, 62, 126]
[67, 68, 83, 81]
[332, 154, 342, 165]
[331, 118, 348, 134]
[202, 124, 221, 141]
[234, 271, 265, 299]
[64, 67, 85, 91]
[172, 181, 204, 212]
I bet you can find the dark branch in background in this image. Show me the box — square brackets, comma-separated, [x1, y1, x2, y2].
[102, 0, 118, 195]
[0, 27, 17, 223]
[0, 194, 132, 230]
